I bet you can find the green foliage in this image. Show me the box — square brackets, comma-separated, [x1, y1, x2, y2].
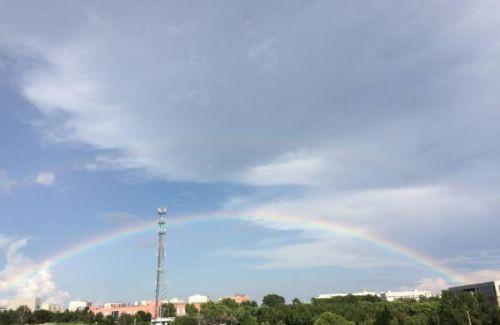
[374, 306, 392, 325]
[262, 294, 286, 308]
[118, 312, 134, 325]
[173, 316, 199, 325]
[185, 303, 199, 317]
[162, 302, 177, 317]
[200, 301, 237, 324]
[314, 311, 354, 325]
[0, 289, 499, 325]
[135, 310, 152, 322]
[220, 297, 239, 310]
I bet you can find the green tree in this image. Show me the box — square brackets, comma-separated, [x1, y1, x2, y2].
[16, 305, 32, 324]
[32, 309, 54, 323]
[220, 297, 239, 310]
[104, 314, 116, 324]
[118, 313, 134, 325]
[185, 303, 199, 317]
[200, 301, 236, 325]
[94, 312, 105, 324]
[374, 307, 393, 325]
[314, 312, 354, 325]
[161, 302, 177, 317]
[135, 310, 152, 322]
[262, 294, 286, 308]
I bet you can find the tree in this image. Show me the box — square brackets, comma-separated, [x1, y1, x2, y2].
[220, 297, 239, 310]
[104, 314, 116, 325]
[16, 305, 32, 324]
[314, 312, 354, 325]
[135, 310, 152, 322]
[262, 294, 286, 308]
[32, 309, 53, 323]
[162, 302, 177, 317]
[374, 307, 393, 325]
[185, 303, 199, 317]
[94, 312, 105, 324]
[118, 313, 134, 325]
[200, 301, 236, 325]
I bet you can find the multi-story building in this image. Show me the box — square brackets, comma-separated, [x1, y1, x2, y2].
[90, 300, 186, 318]
[316, 290, 380, 299]
[222, 294, 250, 304]
[8, 297, 40, 311]
[381, 290, 432, 302]
[316, 290, 431, 301]
[68, 300, 92, 312]
[448, 280, 500, 306]
[41, 302, 62, 313]
[188, 294, 209, 304]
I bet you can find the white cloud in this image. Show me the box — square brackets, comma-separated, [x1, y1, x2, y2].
[416, 269, 500, 294]
[0, 235, 68, 304]
[35, 171, 55, 186]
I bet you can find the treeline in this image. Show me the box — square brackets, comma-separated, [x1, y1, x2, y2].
[173, 291, 500, 325]
[0, 308, 151, 325]
[1, 290, 499, 325]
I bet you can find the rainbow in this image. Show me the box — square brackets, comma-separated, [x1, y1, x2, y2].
[1, 212, 464, 292]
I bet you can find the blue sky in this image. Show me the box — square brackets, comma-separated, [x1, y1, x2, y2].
[1, 0, 500, 306]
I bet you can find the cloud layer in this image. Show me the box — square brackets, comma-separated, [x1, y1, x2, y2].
[1, 0, 500, 285]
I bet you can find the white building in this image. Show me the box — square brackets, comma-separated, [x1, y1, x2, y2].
[316, 290, 380, 299]
[8, 297, 40, 311]
[188, 294, 209, 304]
[68, 300, 92, 311]
[381, 290, 432, 302]
[41, 302, 62, 313]
[103, 302, 125, 309]
[169, 297, 185, 304]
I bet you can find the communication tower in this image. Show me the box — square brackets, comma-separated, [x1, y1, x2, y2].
[154, 207, 167, 320]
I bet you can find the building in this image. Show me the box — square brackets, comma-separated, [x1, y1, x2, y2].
[316, 290, 380, 299]
[41, 302, 62, 313]
[448, 280, 500, 306]
[68, 300, 92, 312]
[90, 300, 186, 318]
[8, 297, 40, 311]
[381, 290, 432, 302]
[188, 294, 209, 304]
[221, 294, 250, 304]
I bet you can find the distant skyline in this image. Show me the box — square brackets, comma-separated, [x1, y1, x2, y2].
[1, 0, 500, 306]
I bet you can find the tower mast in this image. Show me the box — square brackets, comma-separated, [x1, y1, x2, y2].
[154, 207, 167, 320]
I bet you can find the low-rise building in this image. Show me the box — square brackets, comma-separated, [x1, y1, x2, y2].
[41, 302, 62, 313]
[188, 294, 209, 304]
[90, 300, 186, 318]
[8, 297, 40, 311]
[381, 290, 432, 302]
[448, 280, 500, 306]
[316, 290, 380, 299]
[68, 300, 92, 312]
[224, 294, 250, 304]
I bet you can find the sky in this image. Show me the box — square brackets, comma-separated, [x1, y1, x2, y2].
[1, 0, 500, 306]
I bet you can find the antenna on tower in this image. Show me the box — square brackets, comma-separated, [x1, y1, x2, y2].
[154, 206, 167, 321]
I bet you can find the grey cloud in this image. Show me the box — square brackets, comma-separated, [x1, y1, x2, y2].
[2, 1, 500, 275]
[0, 1, 498, 188]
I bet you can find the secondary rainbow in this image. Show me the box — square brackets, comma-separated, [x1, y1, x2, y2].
[1, 212, 464, 292]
